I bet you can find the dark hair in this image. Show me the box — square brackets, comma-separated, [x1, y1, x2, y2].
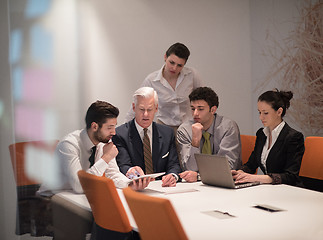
[189, 87, 219, 108]
[85, 101, 119, 129]
[165, 42, 190, 62]
[258, 89, 293, 117]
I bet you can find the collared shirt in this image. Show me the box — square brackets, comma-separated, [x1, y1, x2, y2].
[132, 121, 178, 181]
[38, 129, 130, 195]
[177, 114, 242, 171]
[134, 120, 153, 150]
[202, 116, 216, 153]
[261, 121, 285, 172]
[124, 65, 203, 126]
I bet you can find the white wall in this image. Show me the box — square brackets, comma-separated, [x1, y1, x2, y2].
[250, 0, 305, 133]
[78, 0, 254, 134]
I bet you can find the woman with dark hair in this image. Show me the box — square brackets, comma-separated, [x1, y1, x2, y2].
[232, 89, 305, 186]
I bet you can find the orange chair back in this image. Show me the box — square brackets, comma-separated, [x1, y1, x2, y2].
[299, 137, 323, 180]
[240, 135, 256, 165]
[123, 187, 188, 240]
[77, 170, 132, 233]
[9, 140, 58, 186]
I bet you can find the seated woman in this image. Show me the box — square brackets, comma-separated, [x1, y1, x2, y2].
[232, 89, 305, 186]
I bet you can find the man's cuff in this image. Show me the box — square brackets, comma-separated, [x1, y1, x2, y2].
[171, 173, 179, 182]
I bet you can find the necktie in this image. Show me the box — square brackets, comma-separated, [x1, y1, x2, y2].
[143, 128, 153, 174]
[89, 146, 97, 167]
[202, 132, 212, 154]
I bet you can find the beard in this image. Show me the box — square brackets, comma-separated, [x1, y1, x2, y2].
[93, 130, 112, 143]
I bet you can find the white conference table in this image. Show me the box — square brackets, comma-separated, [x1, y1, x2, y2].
[56, 181, 323, 240]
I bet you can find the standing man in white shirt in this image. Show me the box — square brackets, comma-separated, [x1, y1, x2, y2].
[125, 42, 204, 131]
[39, 101, 150, 195]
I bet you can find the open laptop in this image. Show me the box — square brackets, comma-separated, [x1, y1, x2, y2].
[195, 153, 260, 189]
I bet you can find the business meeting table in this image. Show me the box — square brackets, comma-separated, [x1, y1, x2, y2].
[55, 180, 323, 240]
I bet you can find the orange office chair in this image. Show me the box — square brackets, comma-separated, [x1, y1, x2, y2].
[9, 140, 58, 237]
[9, 140, 58, 187]
[123, 187, 189, 240]
[77, 170, 137, 240]
[299, 137, 323, 192]
[240, 135, 256, 165]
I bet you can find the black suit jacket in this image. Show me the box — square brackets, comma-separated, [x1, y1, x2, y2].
[242, 123, 305, 186]
[112, 120, 181, 177]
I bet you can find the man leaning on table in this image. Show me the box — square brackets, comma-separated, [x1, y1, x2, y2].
[177, 87, 242, 182]
[38, 100, 150, 195]
[112, 87, 182, 187]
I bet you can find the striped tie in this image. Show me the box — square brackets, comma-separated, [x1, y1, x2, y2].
[143, 128, 153, 174]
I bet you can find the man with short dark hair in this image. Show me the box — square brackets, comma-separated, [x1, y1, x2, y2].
[177, 87, 242, 182]
[39, 100, 150, 195]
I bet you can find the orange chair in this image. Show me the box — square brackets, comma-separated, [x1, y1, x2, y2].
[299, 137, 323, 180]
[240, 135, 256, 165]
[123, 187, 188, 240]
[299, 137, 323, 192]
[9, 140, 58, 237]
[9, 140, 58, 187]
[77, 170, 135, 240]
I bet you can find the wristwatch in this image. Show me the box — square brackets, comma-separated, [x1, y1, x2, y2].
[197, 172, 201, 181]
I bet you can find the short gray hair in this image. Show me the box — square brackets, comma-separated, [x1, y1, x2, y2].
[133, 87, 158, 106]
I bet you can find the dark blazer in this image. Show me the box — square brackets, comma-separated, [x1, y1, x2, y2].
[242, 123, 305, 186]
[112, 119, 181, 177]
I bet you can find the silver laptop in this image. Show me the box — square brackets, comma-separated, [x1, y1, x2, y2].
[195, 153, 260, 189]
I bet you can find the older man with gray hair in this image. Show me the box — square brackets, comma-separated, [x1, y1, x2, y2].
[113, 87, 181, 187]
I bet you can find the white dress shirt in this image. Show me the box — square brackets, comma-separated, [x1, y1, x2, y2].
[124, 65, 203, 126]
[38, 129, 129, 195]
[261, 121, 285, 171]
[134, 120, 152, 150]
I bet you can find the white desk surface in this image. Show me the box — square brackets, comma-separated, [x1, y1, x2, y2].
[57, 181, 323, 240]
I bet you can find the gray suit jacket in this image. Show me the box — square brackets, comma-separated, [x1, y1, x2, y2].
[177, 114, 242, 171]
